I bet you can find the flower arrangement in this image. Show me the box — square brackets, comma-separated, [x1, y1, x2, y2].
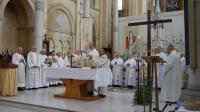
[45, 58, 53, 67]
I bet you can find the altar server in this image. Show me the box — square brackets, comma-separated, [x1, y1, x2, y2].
[12, 47, 26, 91]
[97, 48, 111, 97]
[161, 45, 182, 102]
[111, 52, 123, 86]
[124, 56, 137, 87]
[26, 46, 41, 89]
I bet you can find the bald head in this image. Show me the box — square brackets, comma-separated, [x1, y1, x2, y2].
[154, 46, 162, 54]
[31, 46, 37, 52]
[17, 47, 23, 54]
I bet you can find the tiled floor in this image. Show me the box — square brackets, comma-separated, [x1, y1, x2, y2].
[0, 87, 177, 112]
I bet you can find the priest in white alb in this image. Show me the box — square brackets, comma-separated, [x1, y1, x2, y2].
[85, 43, 99, 95]
[161, 45, 182, 103]
[88, 43, 99, 61]
[39, 49, 48, 88]
[26, 46, 41, 89]
[111, 52, 123, 86]
[64, 52, 71, 67]
[124, 56, 137, 88]
[57, 52, 65, 68]
[12, 47, 26, 91]
[95, 48, 111, 97]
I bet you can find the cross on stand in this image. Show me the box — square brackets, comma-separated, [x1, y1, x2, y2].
[70, 53, 74, 68]
[128, 10, 172, 112]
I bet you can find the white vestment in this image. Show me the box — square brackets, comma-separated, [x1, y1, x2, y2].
[96, 54, 110, 68]
[180, 56, 186, 87]
[111, 58, 123, 85]
[64, 56, 70, 66]
[124, 58, 137, 86]
[161, 50, 182, 102]
[40, 54, 48, 87]
[87, 49, 99, 93]
[12, 52, 26, 87]
[88, 48, 99, 61]
[155, 52, 166, 88]
[26, 51, 41, 89]
[48, 55, 61, 85]
[57, 57, 65, 68]
[96, 54, 110, 95]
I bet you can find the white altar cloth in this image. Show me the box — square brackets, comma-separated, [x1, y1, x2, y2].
[44, 67, 112, 88]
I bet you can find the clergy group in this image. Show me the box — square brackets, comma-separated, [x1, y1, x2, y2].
[12, 43, 185, 102]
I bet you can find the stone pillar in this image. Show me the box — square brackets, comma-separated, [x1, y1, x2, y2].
[112, 0, 119, 52]
[182, 0, 200, 110]
[141, 0, 147, 15]
[34, 0, 44, 50]
[0, 17, 5, 49]
[76, 0, 81, 50]
[81, 0, 93, 49]
[128, 0, 137, 16]
[83, 0, 90, 18]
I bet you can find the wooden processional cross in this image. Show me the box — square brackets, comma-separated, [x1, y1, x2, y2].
[128, 10, 172, 112]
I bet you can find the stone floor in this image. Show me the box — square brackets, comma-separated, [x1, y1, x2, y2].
[0, 105, 36, 112]
[0, 87, 179, 112]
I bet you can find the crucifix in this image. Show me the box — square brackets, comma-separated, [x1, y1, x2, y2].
[128, 10, 172, 112]
[70, 53, 74, 68]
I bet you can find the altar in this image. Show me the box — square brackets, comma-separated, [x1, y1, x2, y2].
[44, 67, 112, 101]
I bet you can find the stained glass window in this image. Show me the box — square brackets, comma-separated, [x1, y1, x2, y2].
[166, 0, 179, 11]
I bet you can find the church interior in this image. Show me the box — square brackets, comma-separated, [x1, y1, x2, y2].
[0, 0, 200, 112]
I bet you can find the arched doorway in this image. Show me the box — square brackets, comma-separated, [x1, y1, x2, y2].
[0, 0, 33, 53]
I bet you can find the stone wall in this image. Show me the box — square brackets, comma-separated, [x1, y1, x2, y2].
[118, 11, 185, 57]
[0, 0, 112, 54]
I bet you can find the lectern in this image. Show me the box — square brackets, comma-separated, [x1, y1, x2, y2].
[0, 56, 18, 96]
[142, 56, 165, 112]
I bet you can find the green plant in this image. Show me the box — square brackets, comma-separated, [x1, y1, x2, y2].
[133, 78, 152, 105]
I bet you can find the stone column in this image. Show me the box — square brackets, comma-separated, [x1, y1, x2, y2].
[128, 0, 137, 16]
[182, 0, 200, 110]
[141, 0, 147, 15]
[0, 16, 5, 49]
[34, 0, 44, 50]
[76, 0, 81, 50]
[83, 0, 90, 18]
[81, 0, 93, 49]
[112, 0, 119, 52]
